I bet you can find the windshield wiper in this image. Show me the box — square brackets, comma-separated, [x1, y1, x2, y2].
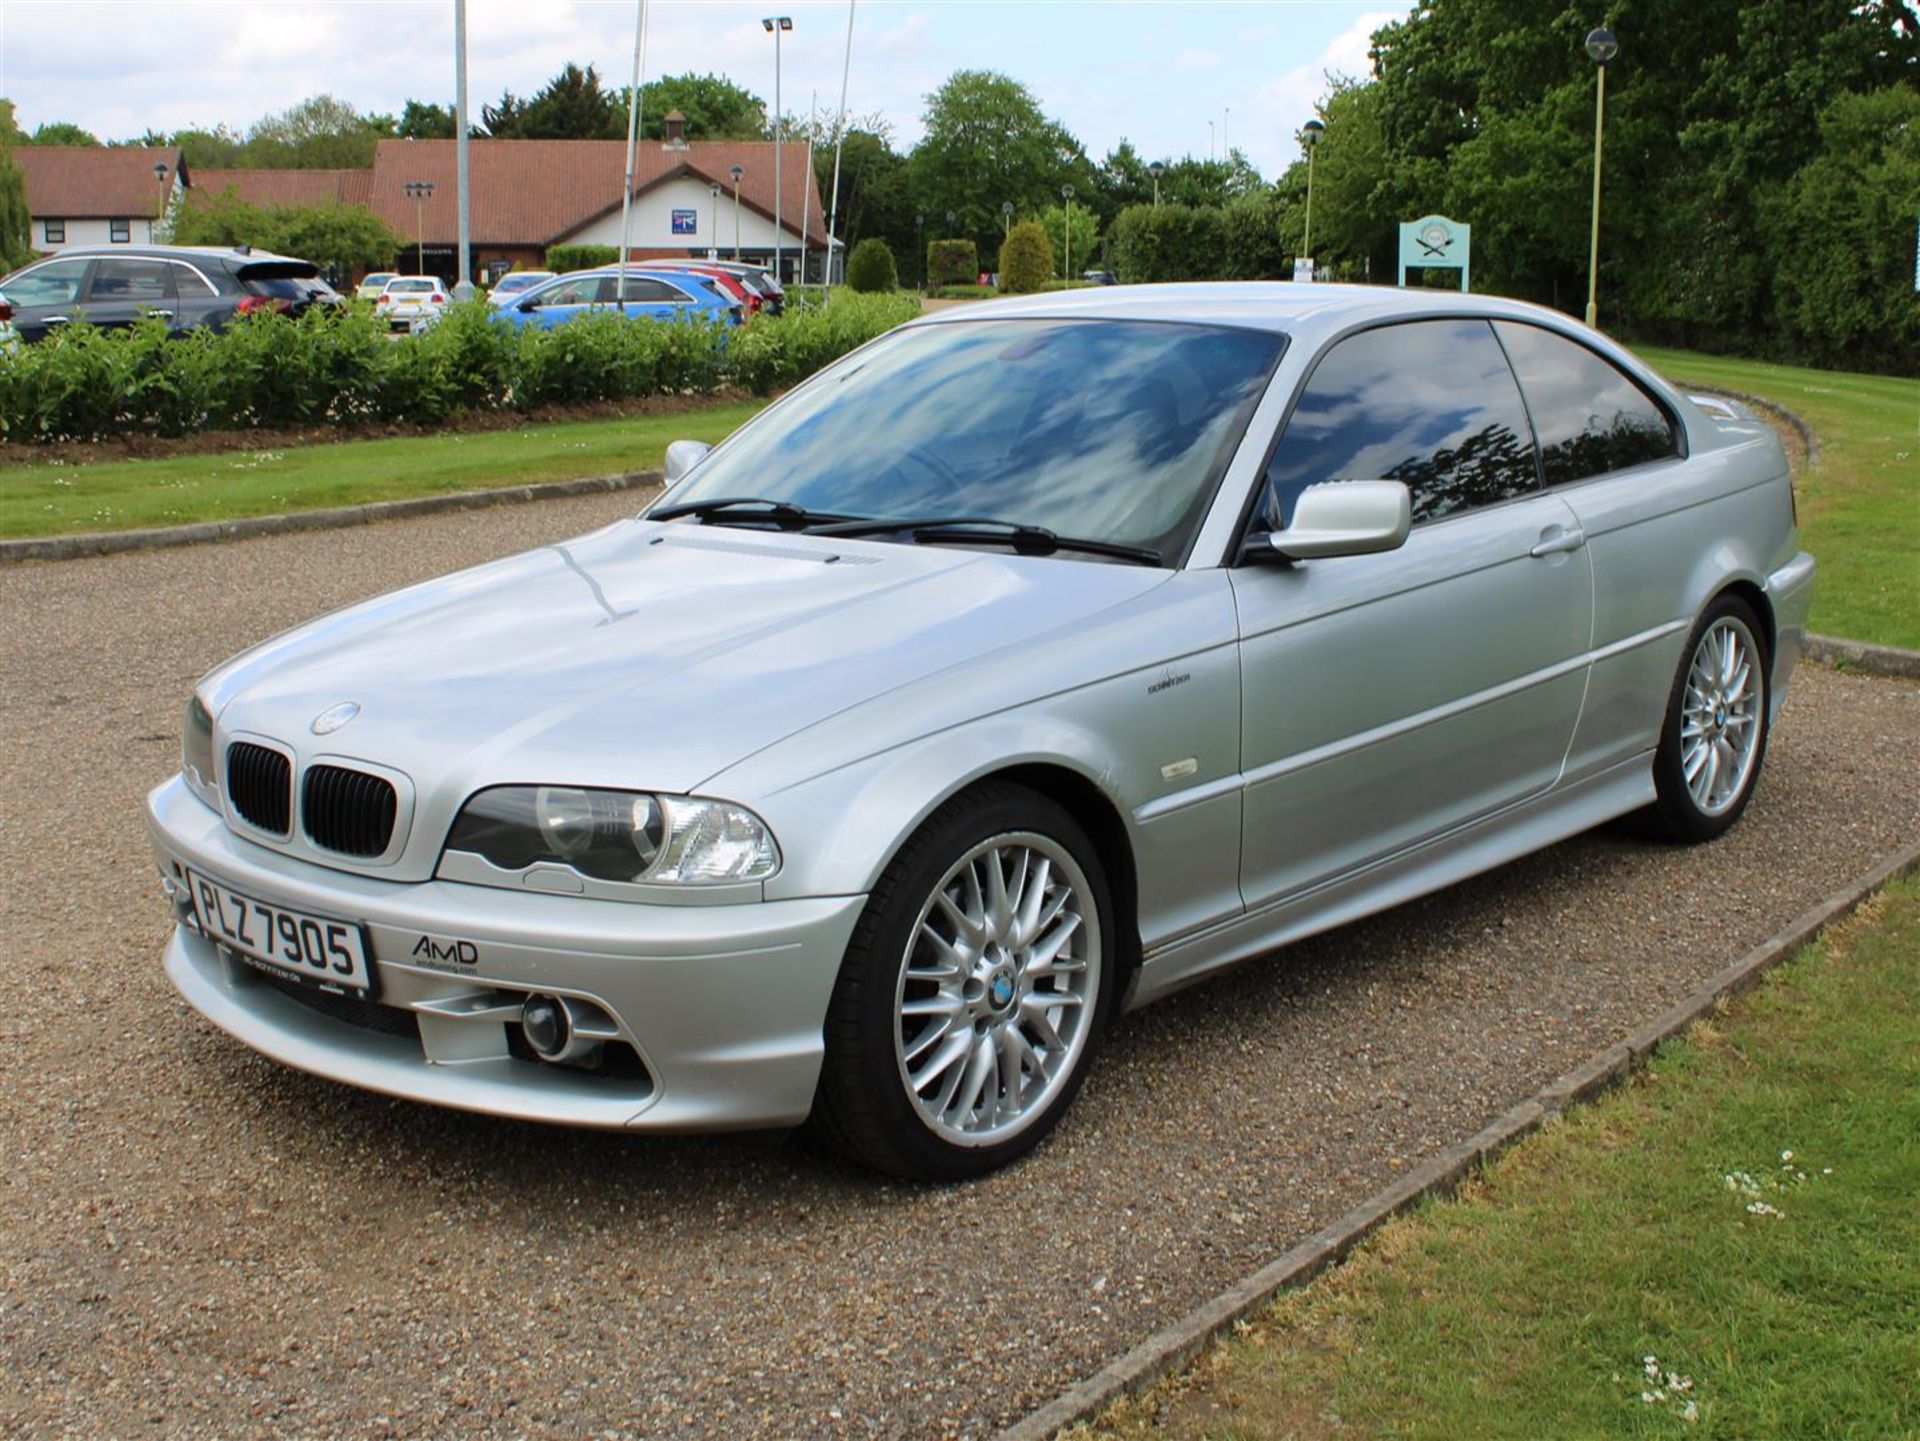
[647, 496, 861, 530]
[807, 515, 1162, 567]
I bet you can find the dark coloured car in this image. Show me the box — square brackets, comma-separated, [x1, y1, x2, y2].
[0, 245, 335, 342]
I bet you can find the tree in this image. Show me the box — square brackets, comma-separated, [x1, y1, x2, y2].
[639, 74, 767, 139]
[0, 101, 34, 271]
[169, 126, 246, 167]
[1036, 204, 1099, 279]
[909, 71, 1087, 257]
[171, 188, 401, 277]
[486, 64, 619, 139]
[397, 101, 456, 140]
[28, 121, 100, 146]
[246, 95, 383, 168]
[814, 125, 913, 263]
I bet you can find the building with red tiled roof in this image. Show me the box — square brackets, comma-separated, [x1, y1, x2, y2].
[194, 168, 374, 209]
[368, 124, 833, 283]
[16, 146, 188, 252]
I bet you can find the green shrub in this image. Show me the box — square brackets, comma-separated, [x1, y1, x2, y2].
[845, 238, 898, 293]
[926, 239, 978, 287]
[997, 221, 1054, 294]
[545, 243, 621, 273]
[0, 287, 916, 443]
[1108, 203, 1229, 283]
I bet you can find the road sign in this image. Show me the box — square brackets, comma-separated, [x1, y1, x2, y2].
[1398, 215, 1471, 292]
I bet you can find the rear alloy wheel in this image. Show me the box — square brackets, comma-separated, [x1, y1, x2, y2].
[813, 784, 1113, 1180]
[1648, 595, 1770, 843]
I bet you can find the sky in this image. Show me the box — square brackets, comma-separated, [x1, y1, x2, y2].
[0, 0, 1411, 180]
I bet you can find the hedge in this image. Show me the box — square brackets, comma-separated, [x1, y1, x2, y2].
[544, 243, 621, 273]
[926, 239, 978, 287]
[846, 237, 898, 293]
[997, 221, 1053, 295]
[0, 290, 922, 443]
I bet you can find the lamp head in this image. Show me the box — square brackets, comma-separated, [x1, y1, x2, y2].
[1585, 28, 1619, 64]
[1301, 118, 1326, 149]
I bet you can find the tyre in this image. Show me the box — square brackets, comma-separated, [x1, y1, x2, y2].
[811, 781, 1114, 1181]
[1646, 594, 1770, 843]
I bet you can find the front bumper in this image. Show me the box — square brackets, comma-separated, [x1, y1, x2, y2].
[148, 776, 865, 1131]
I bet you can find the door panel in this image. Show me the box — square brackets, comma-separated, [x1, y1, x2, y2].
[81, 257, 177, 331]
[1233, 492, 1593, 908]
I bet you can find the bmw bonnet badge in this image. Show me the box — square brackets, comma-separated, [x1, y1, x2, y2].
[311, 701, 362, 735]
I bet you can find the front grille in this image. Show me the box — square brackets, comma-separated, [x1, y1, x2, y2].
[226, 742, 291, 835]
[303, 764, 399, 857]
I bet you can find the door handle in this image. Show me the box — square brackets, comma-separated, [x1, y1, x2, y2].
[44, 315, 70, 325]
[1530, 527, 1587, 558]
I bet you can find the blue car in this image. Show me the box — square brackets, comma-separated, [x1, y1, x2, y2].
[495, 267, 740, 329]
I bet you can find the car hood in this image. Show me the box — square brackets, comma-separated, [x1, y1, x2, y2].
[205, 518, 1170, 801]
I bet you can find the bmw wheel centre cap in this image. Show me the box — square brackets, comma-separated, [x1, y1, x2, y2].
[311, 701, 362, 736]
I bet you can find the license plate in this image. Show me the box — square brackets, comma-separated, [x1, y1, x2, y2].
[187, 870, 374, 995]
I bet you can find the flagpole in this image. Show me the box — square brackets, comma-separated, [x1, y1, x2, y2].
[825, 0, 855, 284]
[617, 0, 649, 301]
[799, 91, 816, 288]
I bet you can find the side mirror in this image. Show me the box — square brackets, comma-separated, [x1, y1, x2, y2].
[1257, 480, 1411, 562]
[663, 439, 712, 484]
[516, 298, 539, 311]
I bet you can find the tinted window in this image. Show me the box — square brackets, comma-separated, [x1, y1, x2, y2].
[536, 276, 606, 305]
[615, 277, 682, 303]
[4, 258, 90, 306]
[173, 265, 216, 297]
[88, 259, 174, 302]
[387, 278, 437, 294]
[1260, 320, 1538, 529]
[1495, 322, 1678, 484]
[673, 319, 1284, 558]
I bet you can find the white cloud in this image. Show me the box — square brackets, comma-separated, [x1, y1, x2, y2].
[1176, 48, 1224, 72]
[1244, 8, 1400, 175]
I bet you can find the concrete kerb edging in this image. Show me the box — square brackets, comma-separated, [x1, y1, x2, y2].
[999, 837, 1920, 1441]
[0, 469, 665, 563]
[1804, 634, 1920, 680]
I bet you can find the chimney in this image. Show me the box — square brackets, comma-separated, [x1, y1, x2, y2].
[662, 110, 688, 150]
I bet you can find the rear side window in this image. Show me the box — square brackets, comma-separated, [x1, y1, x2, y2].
[1260, 319, 1539, 528]
[172, 265, 216, 297]
[88, 258, 175, 302]
[615, 277, 684, 303]
[5, 257, 89, 305]
[1494, 322, 1678, 485]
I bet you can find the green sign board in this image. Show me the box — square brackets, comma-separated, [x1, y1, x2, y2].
[1398, 215, 1471, 292]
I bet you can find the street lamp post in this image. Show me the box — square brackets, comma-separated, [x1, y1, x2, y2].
[1061, 183, 1075, 281]
[762, 16, 793, 282]
[709, 181, 722, 260]
[730, 164, 745, 261]
[914, 213, 924, 287]
[1300, 118, 1325, 271]
[1584, 27, 1618, 329]
[1001, 200, 1014, 237]
[1149, 160, 1165, 208]
[152, 162, 169, 241]
[404, 180, 435, 274]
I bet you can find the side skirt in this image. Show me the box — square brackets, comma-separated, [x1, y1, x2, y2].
[1124, 753, 1656, 1010]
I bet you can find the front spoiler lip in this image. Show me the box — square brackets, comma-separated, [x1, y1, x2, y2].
[149, 775, 868, 1132]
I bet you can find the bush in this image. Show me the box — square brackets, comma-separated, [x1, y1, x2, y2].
[926, 239, 978, 287]
[0, 289, 920, 443]
[845, 238, 898, 293]
[1108, 203, 1231, 284]
[997, 221, 1054, 294]
[545, 243, 620, 273]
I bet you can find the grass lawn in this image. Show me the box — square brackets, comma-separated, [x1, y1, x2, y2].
[1636, 347, 1919, 651]
[0, 401, 765, 539]
[1078, 876, 1920, 1440]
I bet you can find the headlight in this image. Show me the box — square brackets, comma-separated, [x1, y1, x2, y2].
[182, 695, 218, 809]
[444, 785, 780, 886]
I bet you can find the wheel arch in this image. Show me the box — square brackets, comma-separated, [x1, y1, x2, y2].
[1716, 577, 1776, 664]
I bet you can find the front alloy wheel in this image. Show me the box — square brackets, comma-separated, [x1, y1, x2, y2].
[813, 782, 1114, 1180]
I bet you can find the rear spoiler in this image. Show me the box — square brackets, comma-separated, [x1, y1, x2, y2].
[235, 259, 321, 281]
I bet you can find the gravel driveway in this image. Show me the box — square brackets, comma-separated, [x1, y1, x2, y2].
[3, 496, 1915, 1439]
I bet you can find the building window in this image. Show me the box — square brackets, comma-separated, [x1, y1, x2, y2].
[109, 219, 131, 243]
[43, 219, 65, 244]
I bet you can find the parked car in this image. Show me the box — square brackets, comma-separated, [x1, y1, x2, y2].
[644, 259, 780, 315]
[494, 267, 740, 329]
[148, 284, 1813, 1181]
[0, 290, 17, 354]
[1082, 270, 1118, 286]
[0, 245, 333, 341]
[487, 270, 554, 302]
[356, 272, 398, 302]
[375, 275, 448, 332]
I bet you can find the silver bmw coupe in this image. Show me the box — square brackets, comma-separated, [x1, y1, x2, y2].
[149, 284, 1814, 1179]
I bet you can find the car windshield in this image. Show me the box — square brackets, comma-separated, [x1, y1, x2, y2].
[667, 318, 1283, 560]
[389, 279, 435, 293]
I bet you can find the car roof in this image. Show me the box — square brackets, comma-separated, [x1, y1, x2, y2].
[910, 282, 1592, 342]
[43, 244, 308, 266]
